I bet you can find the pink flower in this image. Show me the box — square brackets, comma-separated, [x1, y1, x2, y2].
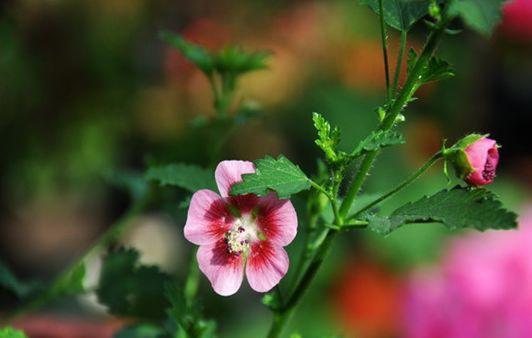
[502, 0, 532, 41]
[463, 137, 499, 186]
[401, 206, 532, 338]
[184, 160, 297, 296]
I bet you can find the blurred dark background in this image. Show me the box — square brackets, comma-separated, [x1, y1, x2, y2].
[0, 0, 531, 337]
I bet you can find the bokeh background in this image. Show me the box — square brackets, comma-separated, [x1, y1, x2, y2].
[0, 0, 531, 337]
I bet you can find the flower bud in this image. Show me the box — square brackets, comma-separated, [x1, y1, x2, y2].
[445, 134, 499, 186]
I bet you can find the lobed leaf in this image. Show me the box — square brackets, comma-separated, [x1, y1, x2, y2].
[231, 155, 310, 198]
[146, 163, 217, 192]
[312, 112, 341, 163]
[367, 186, 518, 235]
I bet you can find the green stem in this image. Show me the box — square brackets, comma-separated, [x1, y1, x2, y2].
[377, 0, 391, 100]
[339, 19, 449, 220]
[392, 30, 407, 94]
[340, 220, 370, 230]
[380, 21, 448, 131]
[184, 247, 200, 307]
[3, 196, 149, 323]
[266, 229, 339, 338]
[347, 151, 443, 221]
[338, 151, 378, 219]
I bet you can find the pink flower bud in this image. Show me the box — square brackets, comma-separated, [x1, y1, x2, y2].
[463, 137, 499, 186]
[445, 135, 500, 186]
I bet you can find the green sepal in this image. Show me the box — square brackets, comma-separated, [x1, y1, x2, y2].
[443, 133, 487, 179]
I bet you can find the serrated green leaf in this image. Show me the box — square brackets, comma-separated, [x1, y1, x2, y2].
[146, 163, 216, 192]
[350, 130, 405, 158]
[160, 31, 214, 75]
[0, 327, 28, 338]
[449, 0, 504, 36]
[97, 248, 172, 320]
[367, 186, 518, 235]
[312, 112, 341, 163]
[359, 0, 439, 31]
[230, 155, 310, 198]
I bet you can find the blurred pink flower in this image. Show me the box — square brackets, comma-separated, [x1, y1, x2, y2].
[402, 206, 532, 338]
[502, 0, 532, 41]
[184, 160, 297, 296]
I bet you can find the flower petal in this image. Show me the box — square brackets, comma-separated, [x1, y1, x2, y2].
[465, 138, 498, 186]
[215, 160, 255, 197]
[197, 241, 244, 296]
[246, 241, 289, 293]
[465, 138, 496, 174]
[257, 193, 297, 246]
[184, 189, 233, 245]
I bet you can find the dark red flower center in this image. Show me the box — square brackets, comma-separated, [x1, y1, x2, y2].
[482, 148, 498, 182]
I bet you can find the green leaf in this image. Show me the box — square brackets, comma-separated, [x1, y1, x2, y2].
[231, 155, 310, 198]
[359, 0, 437, 31]
[114, 324, 164, 338]
[160, 31, 214, 75]
[422, 57, 455, 83]
[214, 46, 270, 75]
[350, 130, 405, 158]
[407, 48, 454, 84]
[367, 186, 518, 235]
[146, 163, 216, 192]
[0, 260, 41, 299]
[0, 327, 28, 338]
[97, 248, 172, 320]
[449, 0, 505, 36]
[312, 112, 341, 163]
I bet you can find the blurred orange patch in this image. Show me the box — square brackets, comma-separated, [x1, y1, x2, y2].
[333, 260, 400, 338]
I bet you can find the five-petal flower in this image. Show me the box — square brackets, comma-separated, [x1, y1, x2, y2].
[184, 160, 298, 296]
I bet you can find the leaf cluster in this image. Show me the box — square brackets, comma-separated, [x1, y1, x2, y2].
[160, 30, 270, 78]
[97, 248, 172, 320]
[359, 0, 504, 36]
[113, 284, 217, 338]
